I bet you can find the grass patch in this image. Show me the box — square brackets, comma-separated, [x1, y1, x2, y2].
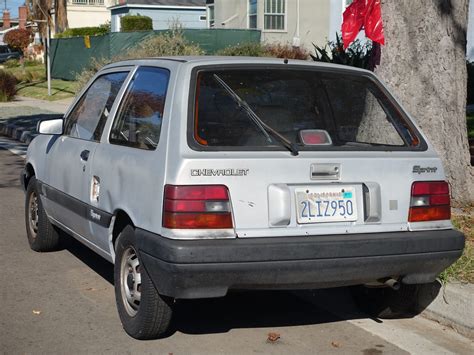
[6, 64, 45, 83]
[15, 79, 78, 101]
[439, 207, 474, 283]
[1, 63, 77, 101]
[467, 114, 474, 139]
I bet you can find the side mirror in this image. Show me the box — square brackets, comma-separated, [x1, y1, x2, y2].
[37, 118, 64, 135]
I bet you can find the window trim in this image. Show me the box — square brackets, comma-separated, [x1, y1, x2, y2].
[108, 66, 171, 151]
[186, 64, 428, 153]
[247, 0, 258, 29]
[62, 67, 132, 143]
[207, 4, 215, 28]
[263, 0, 287, 32]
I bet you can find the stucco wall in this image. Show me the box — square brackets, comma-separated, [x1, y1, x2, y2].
[67, 5, 111, 28]
[211, 0, 331, 51]
[213, 0, 248, 28]
[261, 0, 330, 49]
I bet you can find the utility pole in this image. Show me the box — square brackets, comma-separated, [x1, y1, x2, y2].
[34, 18, 51, 96]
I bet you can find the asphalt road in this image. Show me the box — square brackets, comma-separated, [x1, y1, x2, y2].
[0, 147, 472, 354]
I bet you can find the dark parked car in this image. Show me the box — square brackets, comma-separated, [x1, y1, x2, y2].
[0, 45, 21, 63]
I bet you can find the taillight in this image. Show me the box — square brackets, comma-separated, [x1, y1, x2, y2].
[163, 185, 233, 229]
[408, 181, 451, 222]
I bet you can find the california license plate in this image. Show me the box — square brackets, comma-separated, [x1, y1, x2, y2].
[295, 186, 358, 224]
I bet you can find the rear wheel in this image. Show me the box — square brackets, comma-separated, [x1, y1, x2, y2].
[25, 176, 60, 252]
[114, 225, 173, 339]
[351, 283, 421, 319]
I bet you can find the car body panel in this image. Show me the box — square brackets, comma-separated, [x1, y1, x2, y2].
[24, 57, 460, 285]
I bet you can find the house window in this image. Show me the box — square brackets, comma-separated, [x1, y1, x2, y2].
[264, 0, 285, 31]
[248, 0, 257, 29]
[208, 5, 215, 28]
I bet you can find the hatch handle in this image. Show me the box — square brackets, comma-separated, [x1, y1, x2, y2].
[310, 163, 340, 180]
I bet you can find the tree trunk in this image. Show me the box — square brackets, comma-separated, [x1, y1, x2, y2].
[55, 0, 69, 33]
[28, 0, 52, 40]
[376, 0, 473, 204]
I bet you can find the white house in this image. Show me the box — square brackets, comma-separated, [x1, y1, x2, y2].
[66, 0, 113, 28]
[206, 0, 352, 50]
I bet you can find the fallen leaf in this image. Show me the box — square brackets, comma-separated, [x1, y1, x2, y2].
[267, 332, 280, 342]
[85, 287, 97, 291]
[32, 310, 41, 315]
[331, 341, 340, 348]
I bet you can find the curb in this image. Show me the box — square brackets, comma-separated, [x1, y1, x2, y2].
[417, 282, 474, 339]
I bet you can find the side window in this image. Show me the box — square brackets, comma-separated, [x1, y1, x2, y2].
[64, 72, 128, 141]
[110, 67, 170, 150]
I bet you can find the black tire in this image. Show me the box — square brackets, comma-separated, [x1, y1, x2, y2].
[25, 176, 60, 252]
[114, 225, 173, 340]
[351, 284, 421, 319]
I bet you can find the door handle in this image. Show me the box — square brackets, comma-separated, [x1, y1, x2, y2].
[80, 150, 90, 161]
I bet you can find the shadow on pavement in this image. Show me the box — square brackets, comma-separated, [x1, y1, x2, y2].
[0, 149, 25, 188]
[57, 226, 442, 337]
[60, 232, 115, 284]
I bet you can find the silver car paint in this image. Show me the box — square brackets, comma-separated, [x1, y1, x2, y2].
[25, 57, 452, 263]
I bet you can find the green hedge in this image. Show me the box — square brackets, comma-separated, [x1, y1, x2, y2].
[121, 15, 153, 32]
[55, 25, 109, 38]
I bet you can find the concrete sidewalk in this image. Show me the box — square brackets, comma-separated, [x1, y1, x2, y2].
[418, 281, 474, 339]
[0, 96, 73, 114]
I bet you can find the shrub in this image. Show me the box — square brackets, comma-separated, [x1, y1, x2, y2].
[216, 42, 309, 60]
[0, 69, 17, 102]
[133, 30, 204, 57]
[265, 43, 309, 60]
[311, 33, 374, 70]
[75, 30, 203, 92]
[121, 14, 153, 32]
[3, 59, 20, 68]
[216, 42, 270, 57]
[3, 28, 34, 52]
[55, 25, 110, 38]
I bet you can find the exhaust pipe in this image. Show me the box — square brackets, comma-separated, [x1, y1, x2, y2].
[383, 278, 400, 290]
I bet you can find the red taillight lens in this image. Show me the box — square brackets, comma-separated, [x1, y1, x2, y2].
[163, 185, 233, 229]
[411, 181, 449, 196]
[408, 181, 450, 222]
[164, 185, 229, 200]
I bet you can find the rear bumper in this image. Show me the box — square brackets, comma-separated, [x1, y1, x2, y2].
[135, 229, 465, 299]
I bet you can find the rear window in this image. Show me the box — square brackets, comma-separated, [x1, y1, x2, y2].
[190, 67, 422, 151]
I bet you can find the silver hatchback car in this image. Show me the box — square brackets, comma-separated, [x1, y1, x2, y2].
[22, 57, 465, 339]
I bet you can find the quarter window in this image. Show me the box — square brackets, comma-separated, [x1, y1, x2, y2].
[110, 67, 170, 150]
[264, 0, 285, 30]
[64, 72, 128, 141]
[249, 0, 257, 29]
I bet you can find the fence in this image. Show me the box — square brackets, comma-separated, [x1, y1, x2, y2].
[50, 29, 261, 80]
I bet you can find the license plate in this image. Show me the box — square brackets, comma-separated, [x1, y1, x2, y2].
[295, 186, 358, 224]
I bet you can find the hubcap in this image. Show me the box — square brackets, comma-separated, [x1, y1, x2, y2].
[120, 246, 142, 316]
[28, 191, 39, 238]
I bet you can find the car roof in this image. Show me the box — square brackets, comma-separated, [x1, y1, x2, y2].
[102, 56, 372, 74]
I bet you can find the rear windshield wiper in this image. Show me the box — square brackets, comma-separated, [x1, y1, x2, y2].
[213, 74, 299, 156]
